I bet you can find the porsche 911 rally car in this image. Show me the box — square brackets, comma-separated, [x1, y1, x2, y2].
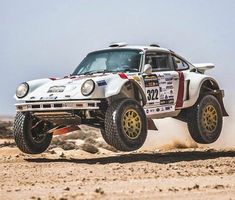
[13, 43, 228, 154]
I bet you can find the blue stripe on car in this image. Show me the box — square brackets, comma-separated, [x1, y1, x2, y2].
[97, 80, 107, 86]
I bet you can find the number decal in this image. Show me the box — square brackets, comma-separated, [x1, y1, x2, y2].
[143, 74, 160, 104]
[147, 89, 159, 101]
[143, 73, 176, 115]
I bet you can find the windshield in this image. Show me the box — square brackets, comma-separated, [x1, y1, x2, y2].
[73, 49, 142, 75]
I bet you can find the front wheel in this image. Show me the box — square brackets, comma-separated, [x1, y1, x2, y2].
[187, 95, 223, 144]
[13, 112, 53, 154]
[101, 99, 147, 151]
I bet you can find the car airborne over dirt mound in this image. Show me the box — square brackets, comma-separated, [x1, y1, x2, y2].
[13, 43, 228, 154]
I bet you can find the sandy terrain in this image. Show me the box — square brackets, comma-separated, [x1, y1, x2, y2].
[0, 119, 235, 200]
[0, 144, 235, 199]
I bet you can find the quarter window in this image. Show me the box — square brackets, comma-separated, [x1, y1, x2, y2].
[172, 56, 189, 70]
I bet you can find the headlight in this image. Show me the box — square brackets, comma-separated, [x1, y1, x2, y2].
[16, 82, 29, 98]
[81, 80, 95, 96]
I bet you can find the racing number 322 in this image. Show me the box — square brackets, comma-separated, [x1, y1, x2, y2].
[147, 88, 159, 101]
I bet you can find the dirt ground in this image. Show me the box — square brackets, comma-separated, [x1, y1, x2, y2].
[0, 118, 235, 200]
[0, 137, 235, 200]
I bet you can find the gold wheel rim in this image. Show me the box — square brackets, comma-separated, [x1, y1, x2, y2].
[202, 105, 218, 133]
[122, 108, 142, 139]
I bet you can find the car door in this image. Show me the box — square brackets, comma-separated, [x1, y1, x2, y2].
[142, 51, 179, 116]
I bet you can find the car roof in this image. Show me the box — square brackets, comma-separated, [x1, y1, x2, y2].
[89, 45, 171, 54]
[86, 44, 194, 69]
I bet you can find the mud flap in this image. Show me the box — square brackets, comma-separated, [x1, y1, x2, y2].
[213, 90, 229, 116]
[147, 118, 158, 131]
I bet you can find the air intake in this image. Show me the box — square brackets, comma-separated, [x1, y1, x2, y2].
[150, 43, 160, 47]
[109, 42, 128, 47]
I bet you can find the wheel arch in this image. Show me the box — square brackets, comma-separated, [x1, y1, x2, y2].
[129, 79, 147, 106]
[187, 76, 228, 117]
[106, 79, 147, 106]
[179, 75, 228, 122]
[198, 79, 228, 116]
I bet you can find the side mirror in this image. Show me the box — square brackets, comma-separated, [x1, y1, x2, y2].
[143, 64, 152, 74]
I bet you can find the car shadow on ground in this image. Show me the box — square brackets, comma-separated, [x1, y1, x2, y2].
[25, 150, 235, 165]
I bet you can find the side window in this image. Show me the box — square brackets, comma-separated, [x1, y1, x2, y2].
[172, 56, 189, 70]
[145, 52, 173, 71]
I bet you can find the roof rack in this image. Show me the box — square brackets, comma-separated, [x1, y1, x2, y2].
[109, 42, 128, 47]
[149, 43, 160, 47]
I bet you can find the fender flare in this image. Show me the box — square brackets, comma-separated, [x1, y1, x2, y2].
[188, 76, 219, 106]
[198, 78, 228, 116]
[176, 77, 228, 122]
[188, 77, 228, 117]
[128, 79, 147, 106]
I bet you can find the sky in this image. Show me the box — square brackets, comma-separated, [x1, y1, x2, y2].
[1, 0, 235, 116]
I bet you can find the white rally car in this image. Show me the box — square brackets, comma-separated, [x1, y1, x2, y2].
[13, 43, 228, 154]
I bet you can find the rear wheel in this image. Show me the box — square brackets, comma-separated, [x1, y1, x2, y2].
[187, 95, 222, 144]
[101, 98, 147, 151]
[13, 112, 53, 154]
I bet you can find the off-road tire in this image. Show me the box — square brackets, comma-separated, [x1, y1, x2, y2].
[187, 95, 222, 144]
[102, 98, 147, 151]
[13, 112, 52, 154]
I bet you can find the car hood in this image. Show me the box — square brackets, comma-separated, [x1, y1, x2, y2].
[23, 73, 124, 101]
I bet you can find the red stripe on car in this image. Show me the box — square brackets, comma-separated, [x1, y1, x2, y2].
[118, 73, 128, 79]
[176, 71, 184, 108]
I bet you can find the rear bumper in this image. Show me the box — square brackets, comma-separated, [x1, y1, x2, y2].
[15, 100, 101, 112]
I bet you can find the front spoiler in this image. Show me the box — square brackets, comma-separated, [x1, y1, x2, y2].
[15, 100, 101, 112]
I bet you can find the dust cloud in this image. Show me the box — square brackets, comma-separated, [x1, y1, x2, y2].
[141, 108, 235, 151]
[141, 118, 200, 151]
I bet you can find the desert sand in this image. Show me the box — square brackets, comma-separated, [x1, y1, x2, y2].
[0, 119, 234, 200]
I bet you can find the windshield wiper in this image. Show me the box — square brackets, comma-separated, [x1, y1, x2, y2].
[121, 68, 139, 73]
[79, 68, 138, 75]
[81, 69, 110, 75]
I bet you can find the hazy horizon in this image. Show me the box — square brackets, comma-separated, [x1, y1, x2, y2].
[1, 0, 235, 148]
[1, 0, 235, 115]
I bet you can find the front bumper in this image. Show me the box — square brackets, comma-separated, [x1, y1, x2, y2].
[15, 100, 101, 112]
